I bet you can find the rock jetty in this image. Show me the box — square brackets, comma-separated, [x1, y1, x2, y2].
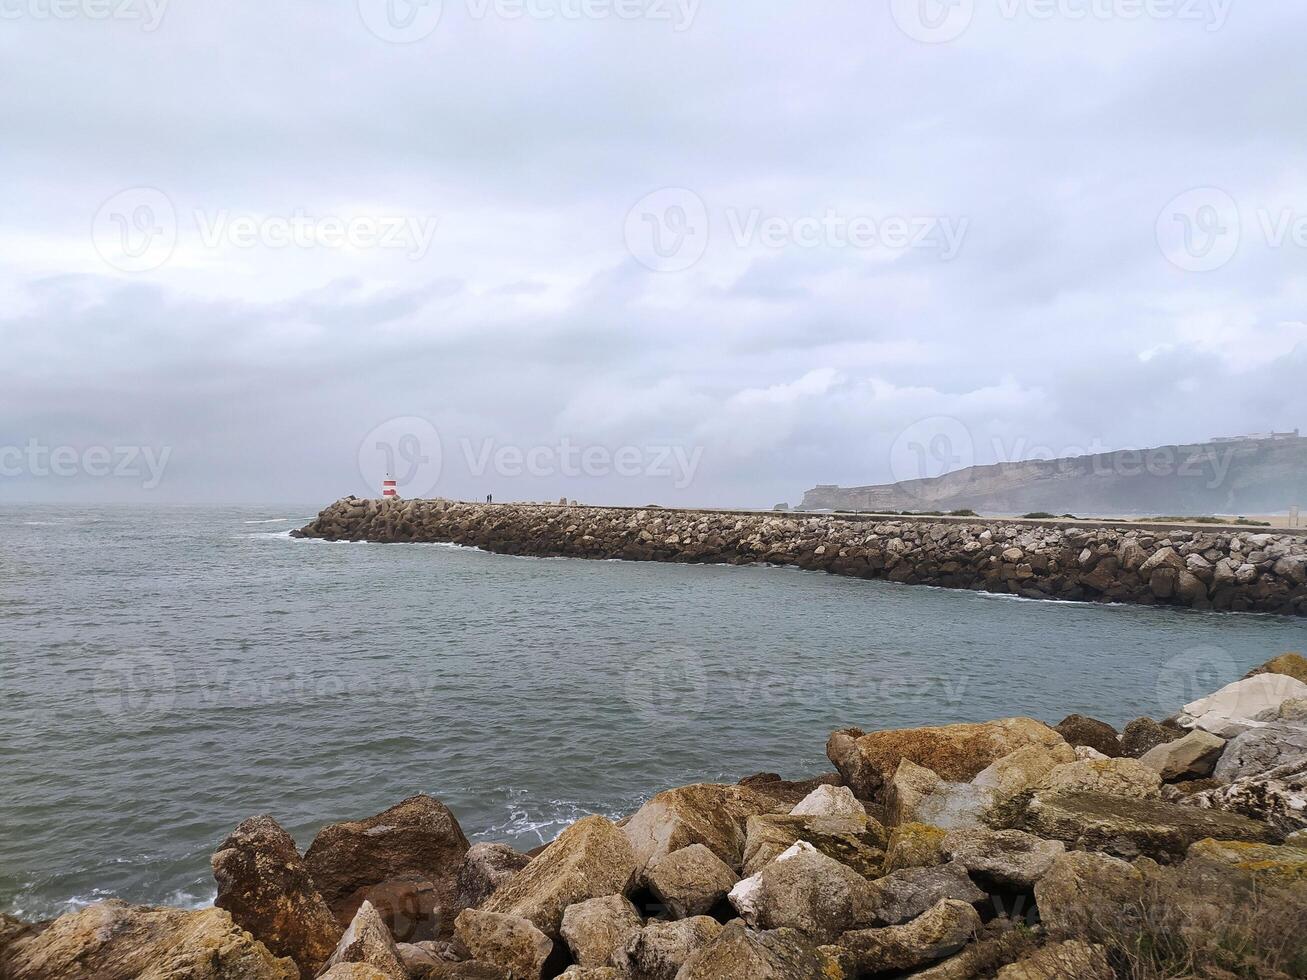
[291, 498, 1307, 616]
[3, 654, 1307, 979]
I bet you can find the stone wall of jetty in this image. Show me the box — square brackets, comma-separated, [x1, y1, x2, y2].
[292, 498, 1307, 616]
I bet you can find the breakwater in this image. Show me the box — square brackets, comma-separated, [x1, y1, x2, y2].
[293, 498, 1307, 616]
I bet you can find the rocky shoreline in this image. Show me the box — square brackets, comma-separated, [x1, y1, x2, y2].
[3, 654, 1307, 979]
[290, 498, 1307, 616]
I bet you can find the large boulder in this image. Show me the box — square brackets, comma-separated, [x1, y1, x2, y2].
[941, 828, 1065, 889]
[453, 909, 552, 980]
[1120, 717, 1184, 759]
[1177, 674, 1307, 737]
[1009, 791, 1278, 862]
[1184, 755, 1307, 835]
[482, 816, 636, 938]
[1244, 652, 1307, 685]
[211, 814, 341, 978]
[559, 895, 643, 968]
[321, 901, 407, 980]
[838, 899, 981, 974]
[1033, 851, 1142, 939]
[995, 940, 1112, 980]
[972, 744, 1077, 804]
[789, 784, 864, 818]
[318, 966, 397, 980]
[728, 844, 878, 943]
[1033, 758, 1162, 799]
[0, 902, 298, 980]
[615, 916, 722, 980]
[1139, 729, 1227, 781]
[304, 795, 470, 933]
[1054, 715, 1121, 758]
[868, 861, 985, 926]
[883, 822, 946, 873]
[456, 843, 532, 910]
[1186, 838, 1307, 885]
[828, 718, 1066, 798]
[1213, 725, 1307, 781]
[673, 923, 837, 979]
[741, 813, 885, 877]
[646, 844, 737, 919]
[621, 784, 785, 878]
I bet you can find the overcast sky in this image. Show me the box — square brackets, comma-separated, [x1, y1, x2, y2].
[2, 0, 1304, 507]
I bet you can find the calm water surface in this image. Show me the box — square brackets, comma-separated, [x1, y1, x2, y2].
[2, 504, 1304, 918]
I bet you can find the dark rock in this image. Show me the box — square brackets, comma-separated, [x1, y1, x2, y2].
[1120, 717, 1185, 759]
[1054, 714, 1121, 757]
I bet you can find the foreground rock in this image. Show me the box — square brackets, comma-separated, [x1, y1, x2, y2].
[622, 783, 787, 879]
[1007, 791, 1278, 861]
[868, 862, 985, 925]
[741, 813, 885, 877]
[614, 916, 722, 979]
[559, 895, 642, 968]
[1054, 715, 1121, 757]
[729, 843, 878, 942]
[304, 795, 470, 935]
[0, 901, 298, 980]
[1177, 673, 1307, 737]
[456, 843, 533, 910]
[1184, 755, 1307, 834]
[1213, 724, 1307, 781]
[453, 909, 552, 980]
[482, 815, 635, 937]
[673, 923, 837, 979]
[211, 815, 341, 978]
[940, 828, 1065, 888]
[321, 901, 407, 979]
[645, 843, 737, 918]
[1033, 851, 1143, 939]
[828, 718, 1066, 798]
[838, 898, 981, 974]
[996, 940, 1112, 980]
[1138, 729, 1226, 781]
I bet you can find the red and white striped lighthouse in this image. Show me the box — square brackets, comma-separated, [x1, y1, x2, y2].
[382, 476, 399, 499]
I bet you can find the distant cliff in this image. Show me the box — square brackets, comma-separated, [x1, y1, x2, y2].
[801, 436, 1307, 516]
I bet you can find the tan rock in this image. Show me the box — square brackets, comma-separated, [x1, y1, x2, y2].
[453, 909, 551, 980]
[211, 814, 341, 978]
[614, 916, 722, 980]
[789, 784, 865, 819]
[674, 923, 838, 979]
[482, 815, 635, 938]
[321, 901, 407, 980]
[318, 966, 394, 980]
[884, 759, 942, 826]
[972, 743, 1077, 802]
[558, 895, 642, 968]
[1186, 837, 1307, 884]
[646, 844, 737, 918]
[1033, 851, 1142, 939]
[941, 828, 1065, 888]
[0, 902, 298, 980]
[1244, 652, 1307, 685]
[883, 822, 947, 872]
[996, 939, 1112, 979]
[620, 784, 785, 877]
[868, 861, 985, 926]
[456, 843, 532, 910]
[304, 795, 470, 933]
[1034, 758, 1162, 799]
[830, 718, 1065, 798]
[728, 845, 879, 943]
[1139, 729, 1226, 781]
[839, 898, 981, 974]
[741, 813, 885, 877]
